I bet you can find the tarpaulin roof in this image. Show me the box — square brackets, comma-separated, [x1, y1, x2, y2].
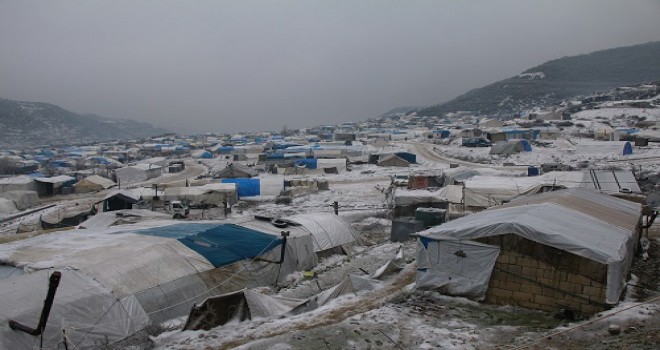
[417, 189, 640, 303]
[177, 224, 283, 267]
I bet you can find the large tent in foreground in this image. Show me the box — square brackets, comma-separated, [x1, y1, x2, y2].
[0, 212, 356, 349]
[416, 188, 641, 316]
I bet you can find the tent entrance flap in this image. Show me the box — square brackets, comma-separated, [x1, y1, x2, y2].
[416, 239, 500, 300]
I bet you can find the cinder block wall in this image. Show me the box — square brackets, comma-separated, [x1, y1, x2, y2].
[477, 234, 608, 316]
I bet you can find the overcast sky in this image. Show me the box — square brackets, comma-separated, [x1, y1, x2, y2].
[1, 0, 659, 134]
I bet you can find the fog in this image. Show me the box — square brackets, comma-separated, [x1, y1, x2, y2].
[1, 0, 659, 133]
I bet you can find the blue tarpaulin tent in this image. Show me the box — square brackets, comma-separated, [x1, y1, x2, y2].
[222, 178, 261, 196]
[395, 152, 417, 164]
[137, 223, 282, 267]
[294, 159, 318, 169]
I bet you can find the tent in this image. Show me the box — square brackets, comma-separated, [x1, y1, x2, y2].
[114, 163, 162, 185]
[0, 214, 336, 349]
[463, 170, 642, 207]
[378, 154, 410, 167]
[284, 212, 359, 255]
[162, 183, 238, 206]
[74, 175, 117, 193]
[577, 141, 633, 156]
[192, 150, 213, 159]
[0, 190, 39, 210]
[0, 176, 37, 193]
[214, 163, 258, 178]
[183, 274, 374, 331]
[489, 140, 532, 155]
[416, 188, 640, 314]
[102, 190, 142, 211]
[221, 176, 284, 197]
[34, 175, 77, 196]
[0, 198, 18, 216]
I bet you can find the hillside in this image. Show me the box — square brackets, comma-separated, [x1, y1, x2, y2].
[0, 98, 169, 148]
[416, 41, 660, 117]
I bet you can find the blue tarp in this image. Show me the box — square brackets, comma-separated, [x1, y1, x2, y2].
[623, 142, 633, 155]
[294, 159, 318, 169]
[395, 152, 417, 164]
[433, 130, 451, 138]
[48, 160, 72, 168]
[272, 143, 303, 150]
[222, 178, 261, 197]
[90, 156, 112, 165]
[138, 223, 282, 267]
[520, 140, 532, 152]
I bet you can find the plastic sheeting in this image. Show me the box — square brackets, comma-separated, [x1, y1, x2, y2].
[162, 183, 238, 206]
[0, 198, 17, 215]
[0, 269, 149, 350]
[178, 224, 283, 267]
[285, 212, 358, 253]
[183, 288, 307, 330]
[0, 190, 39, 210]
[416, 191, 640, 304]
[416, 239, 500, 300]
[577, 141, 633, 155]
[394, 186, 464, 206]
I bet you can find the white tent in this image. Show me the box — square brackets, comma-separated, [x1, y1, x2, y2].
[284, 212, 359, 253]
[393, 185, 464, 206]
[0, 176, 37, 193]
[0, 190, 39, 210]
[162, 183, 238, 206]
[0, 198, 18, 216]
[462, 170, 642, 208]
[114, 163, 162, 185]
[0, 217, 327, 349]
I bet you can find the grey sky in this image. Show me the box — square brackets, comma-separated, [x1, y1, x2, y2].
[1, 0, 659, 134]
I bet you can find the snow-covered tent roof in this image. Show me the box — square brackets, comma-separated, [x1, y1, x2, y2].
[0, 217, 324, 349]
[215, 162, 258, 178]
[394, 185, 464, 206]
[162, 183, 238, 206]
[33, 175, 76, 184]
[74, 174, 116, 193]
[0, 176, 37, 193]
[284, 212, 358, 252]
[416, 189, 641, 304]
[463, 170, 642, 207]
[577, 141, 633, 155]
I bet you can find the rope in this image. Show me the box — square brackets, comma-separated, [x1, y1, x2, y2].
[74, 299, 120, 348]
[511, 294, 660, 349]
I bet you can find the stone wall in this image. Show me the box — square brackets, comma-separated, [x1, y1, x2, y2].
[477, 234, 608, 316]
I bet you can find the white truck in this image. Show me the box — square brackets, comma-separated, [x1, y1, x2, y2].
[166, 200, 190, 219]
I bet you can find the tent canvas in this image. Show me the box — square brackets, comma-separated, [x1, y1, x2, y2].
[284, 212, 358, 253]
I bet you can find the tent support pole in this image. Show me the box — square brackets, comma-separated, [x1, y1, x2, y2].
[9, 271, 62, 336]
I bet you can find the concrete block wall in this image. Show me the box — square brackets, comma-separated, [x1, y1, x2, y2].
[477, 234, 608, 316]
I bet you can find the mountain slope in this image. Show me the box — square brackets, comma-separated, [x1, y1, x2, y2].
[417, 41, 660, 117]
[0, 98, 169, 147]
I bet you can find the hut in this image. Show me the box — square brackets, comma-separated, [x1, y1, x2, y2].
[415, 188, 641, 316]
